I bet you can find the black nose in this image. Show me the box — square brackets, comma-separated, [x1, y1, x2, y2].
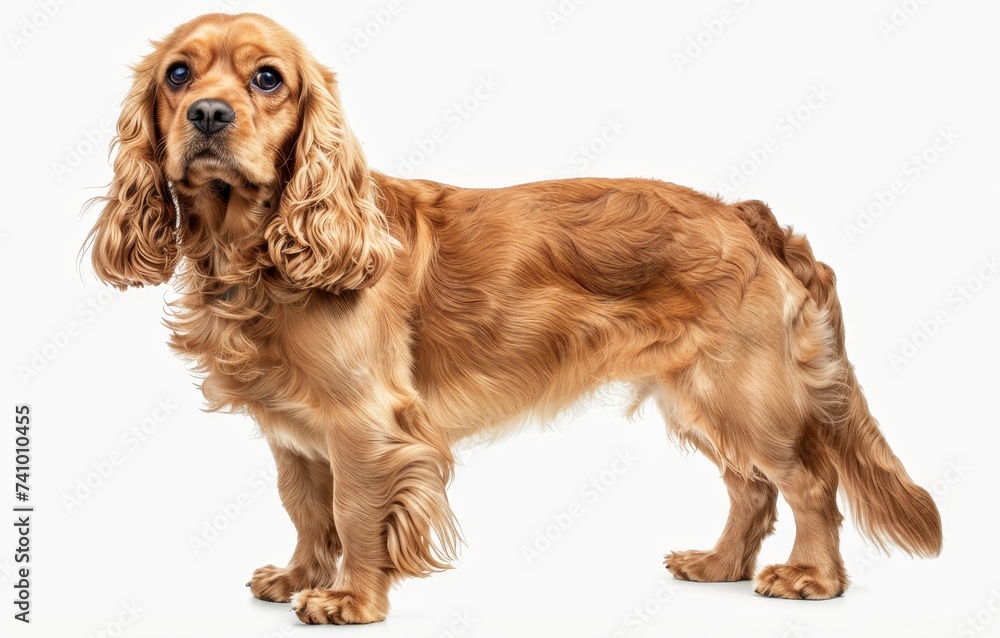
[187, 99, 235, 136]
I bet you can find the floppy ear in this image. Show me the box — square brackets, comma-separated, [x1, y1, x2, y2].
[265, 63, 392, 293]
[85, 55, 178, 290]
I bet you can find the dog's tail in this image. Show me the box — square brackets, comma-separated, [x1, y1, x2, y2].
[734, 199, 943, 558]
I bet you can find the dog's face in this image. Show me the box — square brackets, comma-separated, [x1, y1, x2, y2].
[154, 14, 302, 191]
[87, 13, 394, 293]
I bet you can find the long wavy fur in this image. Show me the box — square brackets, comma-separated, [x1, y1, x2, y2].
[265, 63, 393, 294]
[84, 54, 177, 289]
[84, 13, 941, 623]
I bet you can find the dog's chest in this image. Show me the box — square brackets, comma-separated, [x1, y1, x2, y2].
[175, 289, 378, 418]
[169, 292, 285, 412]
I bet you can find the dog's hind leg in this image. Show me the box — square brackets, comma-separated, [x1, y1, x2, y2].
[751, 419, 847, 599]
[659, 362, 848, 598]
[654, 380, 778, 582]
[663, 438, 778, 582]
[658, 253, 851, 598]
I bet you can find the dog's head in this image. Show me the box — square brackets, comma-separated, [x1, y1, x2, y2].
[86, 13, 392, 293]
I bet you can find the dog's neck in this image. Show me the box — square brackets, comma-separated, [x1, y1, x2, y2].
[171, 181, 276, 282]
[165, 180, 301, 394]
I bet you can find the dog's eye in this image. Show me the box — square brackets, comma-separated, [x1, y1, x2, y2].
[252, 68, 282, 92]
[167, 63, 191, 88]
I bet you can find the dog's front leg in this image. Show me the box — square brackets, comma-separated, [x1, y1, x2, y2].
[249, 441, 340, 602]
[290, 397, 459, 625]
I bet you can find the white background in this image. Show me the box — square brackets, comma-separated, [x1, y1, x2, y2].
[2, 0, 999, 636]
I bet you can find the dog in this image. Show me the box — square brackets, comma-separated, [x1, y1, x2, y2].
[85, 12, 942, 625]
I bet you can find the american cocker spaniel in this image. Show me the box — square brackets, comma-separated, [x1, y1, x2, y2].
[85, 13, 942, 625]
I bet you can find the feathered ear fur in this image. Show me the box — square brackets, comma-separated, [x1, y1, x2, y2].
[266, 63, 392, 293]
[85, 54, 178, 290]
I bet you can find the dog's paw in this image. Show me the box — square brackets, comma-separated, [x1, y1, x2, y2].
[664, 549, 752, 582]
[754, 563, 846, 600]
[290, 588, 387, 625]
[248, 564, 325, 603]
